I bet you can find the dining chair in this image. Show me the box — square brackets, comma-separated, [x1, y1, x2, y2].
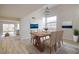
[56, 31, 63, 48]
[43, 32, 57, 53]
[31, 34, 36, 45]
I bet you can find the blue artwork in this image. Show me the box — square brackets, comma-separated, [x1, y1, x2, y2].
[30, 24, 38, 29]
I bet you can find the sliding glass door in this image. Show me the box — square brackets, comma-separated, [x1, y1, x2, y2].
[3, 24, 15, 36]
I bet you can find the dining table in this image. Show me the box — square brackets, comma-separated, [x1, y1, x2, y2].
[31, 31, 51, 52]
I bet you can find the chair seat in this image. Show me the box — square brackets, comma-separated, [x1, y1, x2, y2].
[44, 39, 55, 47]
[44, 39, 50, 46]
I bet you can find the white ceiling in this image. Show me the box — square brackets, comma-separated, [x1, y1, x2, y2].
[0, 4, 45, 18]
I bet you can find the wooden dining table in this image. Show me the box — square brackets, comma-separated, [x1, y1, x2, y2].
[31, 31, 51, 52]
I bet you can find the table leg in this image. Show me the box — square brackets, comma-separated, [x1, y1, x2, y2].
[34, 36, 44, 52]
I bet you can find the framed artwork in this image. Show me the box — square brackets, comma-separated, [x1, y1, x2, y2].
[30, 24, 38, 29]
[62, 21, 72, 28]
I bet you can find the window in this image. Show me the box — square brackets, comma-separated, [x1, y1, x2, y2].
[17, 24, 20, 30]
[3, 24, 15, 36]
[43, 16, 57, 31]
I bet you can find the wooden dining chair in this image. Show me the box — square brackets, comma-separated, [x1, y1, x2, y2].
[31, 34, 36, 45]
[56, 31, 63, 48]
[43, 32, 57, 53]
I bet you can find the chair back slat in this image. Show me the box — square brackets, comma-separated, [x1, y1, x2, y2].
[57, 31, 63, 40]
[50, 32, 57, 46]
[56, 31, 63, 42]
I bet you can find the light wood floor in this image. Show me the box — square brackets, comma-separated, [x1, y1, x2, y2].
[0, 36, 79, 54]
[0, 37, 29, 53]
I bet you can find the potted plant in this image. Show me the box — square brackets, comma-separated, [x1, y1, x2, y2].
[5, 32, 10, 37]
[73, 29, 79, 42]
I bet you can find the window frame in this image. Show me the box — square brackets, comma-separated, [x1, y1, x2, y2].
[43, 16, 57, 30]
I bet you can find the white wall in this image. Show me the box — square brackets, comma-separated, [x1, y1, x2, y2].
[20, 4, 79, 40]
[0, 22, 3, 36]
[20, 17, 30, 39]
